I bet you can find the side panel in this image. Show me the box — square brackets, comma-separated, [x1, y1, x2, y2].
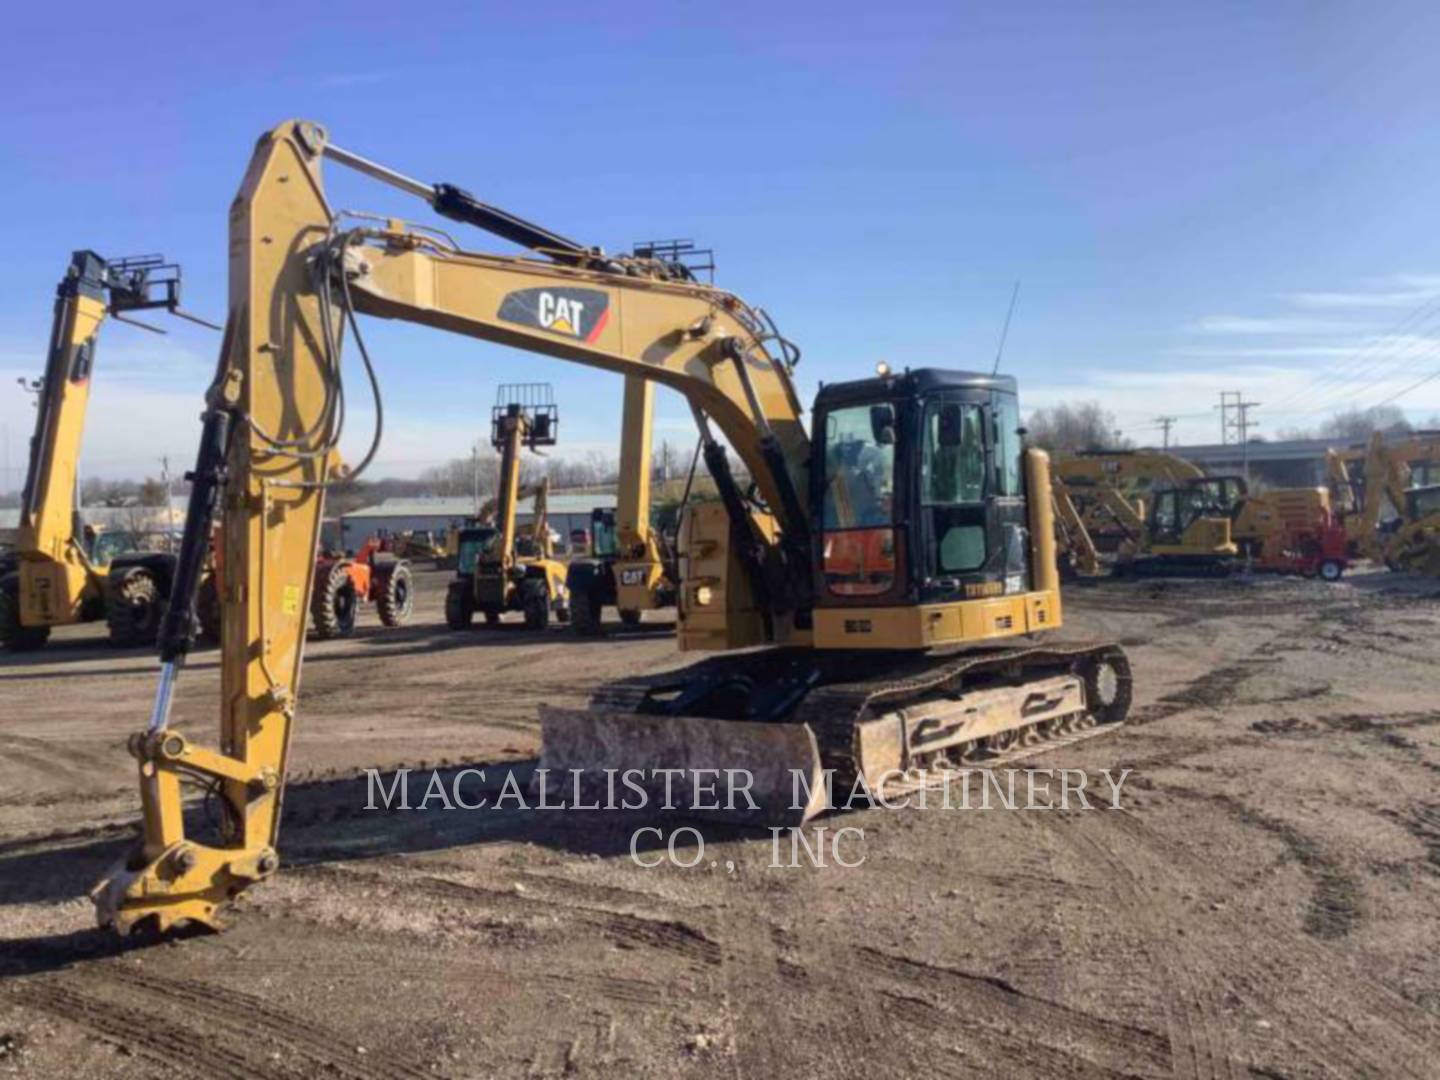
[812, 591, 1061, 650]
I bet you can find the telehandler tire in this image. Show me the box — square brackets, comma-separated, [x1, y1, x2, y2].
[0, 573, 49, 651]
[312, 562, 358, 639]
[444, 581, 474, 629]
[107, 569, 163, 648]
[376, 562, 414, 627]
[521, 579, 550, 631]
[571, 582, 603, 636]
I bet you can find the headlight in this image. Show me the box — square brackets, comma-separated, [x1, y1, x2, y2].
[695, 585, 713, 606]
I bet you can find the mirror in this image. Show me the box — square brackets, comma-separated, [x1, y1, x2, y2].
[869, 403, 896, 445]
[938, 402, 964, 447]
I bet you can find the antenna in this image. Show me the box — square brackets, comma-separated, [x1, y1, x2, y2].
[991, 280, 1021, 376]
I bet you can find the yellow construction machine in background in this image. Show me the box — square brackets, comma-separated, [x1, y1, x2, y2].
[0, 252, 217, 650]
[444, 385, 570, 629]
[566, 375, 678, 633]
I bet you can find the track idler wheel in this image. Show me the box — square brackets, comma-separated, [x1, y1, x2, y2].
[1078, 645, 1132, 726]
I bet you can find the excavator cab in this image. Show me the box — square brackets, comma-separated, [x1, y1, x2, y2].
[1405, 484, 1440, 521]
[812, 370, 1029, 619]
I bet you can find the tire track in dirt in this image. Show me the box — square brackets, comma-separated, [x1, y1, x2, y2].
[858, 943, 1170, 1078]
[291, 862, 722, 969]
[1043, 814, 1238, 1080]
[17, 981, 263, 1077]
[1191, 792, 1361, 940]
[99, 967, 437, 1079]
[1050, 808, 1439, 1078]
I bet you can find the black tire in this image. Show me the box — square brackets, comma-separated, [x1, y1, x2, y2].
[107, 569, 163, 648]
[571, 581, 603, 636]
[196, 573, 222, 645]
[311, 562, 358, 639]
[1319, 559, 1344, 583]
[618, 608, 643, 627]
[0, 573, 49, 651]
[376, 561, 414, 627]
[521, 579, 550, 631]
[444, 580, 474, 630]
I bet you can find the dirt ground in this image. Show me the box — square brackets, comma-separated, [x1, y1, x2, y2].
[2, 565, 1440, 1078]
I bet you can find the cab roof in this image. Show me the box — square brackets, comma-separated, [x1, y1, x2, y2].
[814, 368, 1017, 409]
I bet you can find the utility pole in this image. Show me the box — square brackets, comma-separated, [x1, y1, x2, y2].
[1217, 392, 1259, 482]
[1154, 415, 1177, 449]
[471, 440, 481, 514]
[159, 455, 173, 527]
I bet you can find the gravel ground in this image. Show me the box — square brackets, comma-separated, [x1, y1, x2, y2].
[2, 566, 1439, 1078]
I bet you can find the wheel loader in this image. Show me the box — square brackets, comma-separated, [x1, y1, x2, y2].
[0, 252, 217, 651]
[444, 386, 570, 630]
[93, 121, 1132, 933]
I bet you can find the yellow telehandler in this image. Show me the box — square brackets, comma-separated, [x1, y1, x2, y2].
[0, 252, 216, 650]
[444, 385, 570, 629]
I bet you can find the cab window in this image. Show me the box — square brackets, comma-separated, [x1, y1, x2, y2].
[821, 404, 897, 595]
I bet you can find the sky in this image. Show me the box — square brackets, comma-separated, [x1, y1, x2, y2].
[3, 0, 1440, 488]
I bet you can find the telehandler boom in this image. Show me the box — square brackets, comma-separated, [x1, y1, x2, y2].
[94, 121, 1131, 933]
[0, 252, 215, 651]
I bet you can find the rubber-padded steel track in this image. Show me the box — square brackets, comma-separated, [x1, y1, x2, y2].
[591, 641, 1133, 787]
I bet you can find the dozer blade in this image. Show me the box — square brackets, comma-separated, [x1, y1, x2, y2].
[538, 706, 828, 827]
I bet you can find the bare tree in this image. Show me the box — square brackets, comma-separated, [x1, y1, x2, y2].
[1025, 401, 1131, 453]
[138, 478, 170, 507]
[1316, 405, 1412, 444]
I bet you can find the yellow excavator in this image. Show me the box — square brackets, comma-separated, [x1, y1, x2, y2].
[444, 384, 570, 629]
[0, 252, 216, 651]
[1051, 449, 1205, 554]
[93, 121, 1132, 932]
[1336, 433, 1440, 574]
[1050, 451, 1236, 576]
[567, 375, 679, 633]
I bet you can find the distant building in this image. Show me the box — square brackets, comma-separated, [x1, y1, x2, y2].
[1167, 431, 1438, 490]
[0, 497, 186, 545]
[337, 493, 616, 554]
[1169, 438, 1338, 489]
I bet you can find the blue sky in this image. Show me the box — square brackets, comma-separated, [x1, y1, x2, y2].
[3, 1, 1440, 485]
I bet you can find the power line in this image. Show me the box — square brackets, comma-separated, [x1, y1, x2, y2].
[1268, 292, 1440, 416]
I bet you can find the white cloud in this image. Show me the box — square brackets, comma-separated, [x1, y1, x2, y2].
[1284, 274, 1440, 311]
[1188, 315, 1365, 335]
